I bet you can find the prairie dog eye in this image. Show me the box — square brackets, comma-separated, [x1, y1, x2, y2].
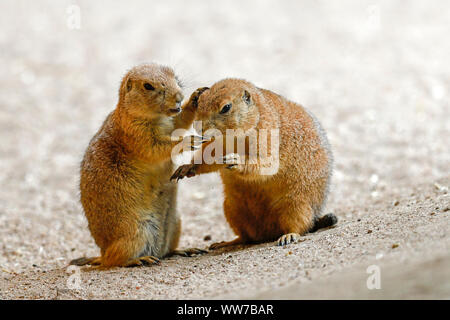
[144, 83, 155, 91]
[219, 103, 232, 114]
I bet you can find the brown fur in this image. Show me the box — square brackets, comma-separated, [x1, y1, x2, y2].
[70, 63, 206, 268]
[171, 79, 335, 248]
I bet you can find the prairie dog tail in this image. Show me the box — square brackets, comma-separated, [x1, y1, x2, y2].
[310, 213, 338, 233]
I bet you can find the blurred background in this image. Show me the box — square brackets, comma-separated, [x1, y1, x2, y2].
[0, 0, 449, 299]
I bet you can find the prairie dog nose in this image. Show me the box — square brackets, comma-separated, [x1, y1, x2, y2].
[175, 92, 184, 104]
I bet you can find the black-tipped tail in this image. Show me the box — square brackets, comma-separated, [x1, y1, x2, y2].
[310, 213, 338, 233]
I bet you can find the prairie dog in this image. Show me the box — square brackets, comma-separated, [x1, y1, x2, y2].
[70, 63, 207, 268]
[171, 79, 336, 248]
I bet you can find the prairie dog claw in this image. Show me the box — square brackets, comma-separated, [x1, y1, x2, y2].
[170, 164, 197, 181]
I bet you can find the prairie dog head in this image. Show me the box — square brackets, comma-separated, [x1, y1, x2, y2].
[195, 79, 259, 136]
[118, 63, 184, 118]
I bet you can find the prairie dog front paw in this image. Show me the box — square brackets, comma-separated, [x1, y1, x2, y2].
[170, 164, 197, 181]
[187, 87, 209, 109]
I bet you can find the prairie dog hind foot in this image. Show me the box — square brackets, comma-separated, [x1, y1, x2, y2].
[209, 237, 245, 250]
[124, 256, 161, 267]
[170, 248, 208, 257]
[69, 256, 102, 266]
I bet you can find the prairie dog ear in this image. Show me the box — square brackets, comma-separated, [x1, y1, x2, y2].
[119, 75, 133, 102]
[125, 77, 133, 93]
[243, 90, 251, 105]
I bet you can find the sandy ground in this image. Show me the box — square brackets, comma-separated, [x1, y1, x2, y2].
[0, 0, 449, 299]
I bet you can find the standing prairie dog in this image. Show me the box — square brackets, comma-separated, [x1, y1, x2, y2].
[171, 78, 337, 248]
[70, 63, 208, 268]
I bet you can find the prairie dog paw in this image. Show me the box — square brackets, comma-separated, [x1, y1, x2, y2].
[182, 135, 209, 151]
[189, 87, 209, 108]
[125, 256, 161, 267]
[172, 248, 208, 257]
[209, 238, 244, 250]
[277, 233, 302, 246]
[170, 164, 197, 181]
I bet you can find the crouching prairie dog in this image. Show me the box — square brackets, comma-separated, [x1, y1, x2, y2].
[171, 78, 337, 248]
[70, 63, 208, 268]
